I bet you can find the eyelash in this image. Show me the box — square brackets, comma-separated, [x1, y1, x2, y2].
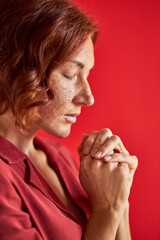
[63, 74, 77, 80]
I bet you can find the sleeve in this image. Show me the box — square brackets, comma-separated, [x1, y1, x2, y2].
[0, 172, 43, 240]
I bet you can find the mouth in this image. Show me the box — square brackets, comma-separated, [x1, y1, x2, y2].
[64, 113, 80, 123]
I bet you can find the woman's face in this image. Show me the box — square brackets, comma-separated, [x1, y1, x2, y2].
[38, 37, 95, 138]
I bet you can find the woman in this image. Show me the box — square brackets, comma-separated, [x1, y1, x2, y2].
[0, 0, 138, 239]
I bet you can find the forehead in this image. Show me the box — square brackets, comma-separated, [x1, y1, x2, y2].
[69, 37, 95, 70]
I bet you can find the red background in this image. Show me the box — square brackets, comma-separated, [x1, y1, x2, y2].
[38, 0, 160, 239]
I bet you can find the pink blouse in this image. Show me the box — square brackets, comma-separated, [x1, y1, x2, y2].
[0, 135, 90, 239]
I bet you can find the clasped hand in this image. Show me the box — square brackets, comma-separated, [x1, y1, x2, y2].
[78, 128, 138, 214]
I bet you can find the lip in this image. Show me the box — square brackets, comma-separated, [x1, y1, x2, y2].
[64, 113, 80, 123]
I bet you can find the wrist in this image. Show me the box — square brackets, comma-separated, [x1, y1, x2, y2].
[115, 201, 131, 240]
[91, 200, 128, 218]
[84, 207, 124, 240]
[123, 201, 130, 216]
[92, 205, 126, 224]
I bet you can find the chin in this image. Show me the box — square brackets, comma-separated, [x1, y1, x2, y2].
[43, 125, 71, 139]
[55, 130, 70, 139]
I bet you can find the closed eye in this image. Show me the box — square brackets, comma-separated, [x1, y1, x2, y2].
[62, 74, 77, 80]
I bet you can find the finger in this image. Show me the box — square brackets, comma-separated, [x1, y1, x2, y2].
[104, 153, 138, 172]
[116, 138, 129, 155]
[92, 159, 117, 169]
[104, 161, 118, 170]
[94, 135, 120, 158]
[82, 131, 99, 155]
[94, 135, 129, 158]
[92, 159, 104, 168]
[91, 128, 112, 157]
[78, 134, 88, 154]
[108, 150, 114, 155]
[93, 150, 114, 160]
[117, 163, 130, 175]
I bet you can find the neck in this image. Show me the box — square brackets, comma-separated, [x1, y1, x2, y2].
[0, 111, 38, 156]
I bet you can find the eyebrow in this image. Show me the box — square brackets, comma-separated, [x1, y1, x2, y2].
[69, 60, 94, 70]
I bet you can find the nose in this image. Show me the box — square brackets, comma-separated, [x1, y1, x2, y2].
[73, 80, 95, 106]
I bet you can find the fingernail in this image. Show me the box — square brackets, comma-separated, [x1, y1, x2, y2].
[83, 146, 90, 155]
[95, 151, 103, 157]
[104, 155, 112, 161]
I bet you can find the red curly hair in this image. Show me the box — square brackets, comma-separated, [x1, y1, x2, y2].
[0, 0, 98, 130]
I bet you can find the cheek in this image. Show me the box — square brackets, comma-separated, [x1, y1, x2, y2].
[40, 89, 74, 118]
[47, 73, 77, 112]
[53, 86, 75, 106]
[50, 73, 77, 104]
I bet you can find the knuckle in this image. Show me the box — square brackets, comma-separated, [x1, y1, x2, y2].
[118, 164, 129, 178]
[132, 155, 138, 167]
[101, 128, 112, 136]
[91, 130, 99, 135]
[93, 159, 103, 168]
[112, 135, 120, 142]
[101, 128, 112, 135]
[105, 162, 112, 170]
[118, 162, 128, 170]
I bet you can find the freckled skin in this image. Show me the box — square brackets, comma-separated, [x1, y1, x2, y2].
[0, 36, 137, 240]
[38, 37, 95, 138]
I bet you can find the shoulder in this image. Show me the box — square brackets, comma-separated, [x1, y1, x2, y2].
[0, 158, 23, 194]
[0, 157, 15, 179]
[0, 159, 21, 201]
